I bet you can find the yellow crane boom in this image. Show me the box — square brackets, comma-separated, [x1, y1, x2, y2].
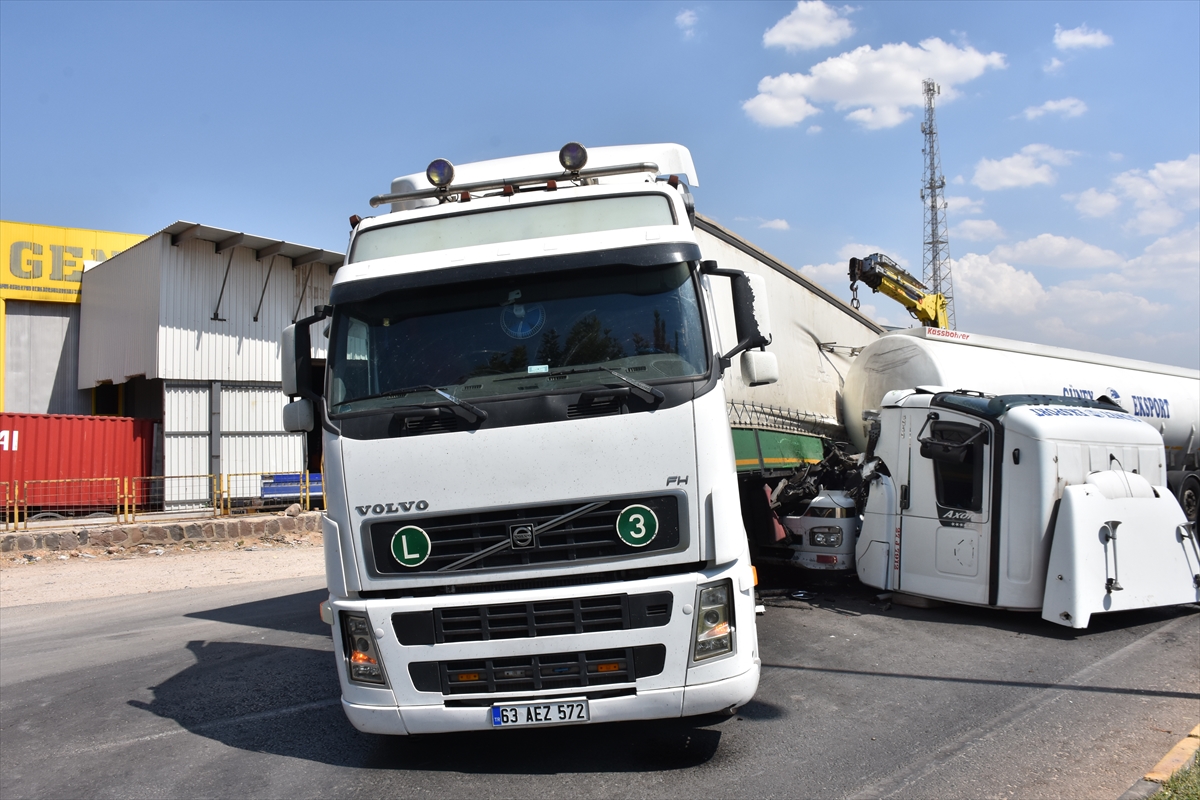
[849, 253, 949, 329]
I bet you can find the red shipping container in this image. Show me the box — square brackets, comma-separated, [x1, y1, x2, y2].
[0, 413, 155, 509]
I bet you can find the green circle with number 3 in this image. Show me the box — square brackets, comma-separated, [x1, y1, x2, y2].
[616, 504, 658, 547]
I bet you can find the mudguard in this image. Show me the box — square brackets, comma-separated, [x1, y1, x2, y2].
[1041, 477, 1200, 629]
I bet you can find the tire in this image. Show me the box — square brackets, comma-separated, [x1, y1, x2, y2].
[1179, 474, 1200, 526]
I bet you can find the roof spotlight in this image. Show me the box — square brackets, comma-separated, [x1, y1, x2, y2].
[426, 158, 455, 188]
[559, 142, 587, 172]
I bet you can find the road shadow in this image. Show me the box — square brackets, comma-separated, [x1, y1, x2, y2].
[185, 589, 331, 637]
[756, 568, 1200, 639]
[129, 639, 722, 772]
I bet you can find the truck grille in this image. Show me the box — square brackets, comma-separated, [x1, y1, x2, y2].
[391, 591, 673, 645]
[408, 645, 667, 695]
[369, 495, 680, 575]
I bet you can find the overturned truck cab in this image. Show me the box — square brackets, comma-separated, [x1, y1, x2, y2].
[855, 390, 1200, 629]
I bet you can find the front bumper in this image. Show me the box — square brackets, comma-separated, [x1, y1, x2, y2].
[342, 661, 760, 735]
[330, 564, 760, 735]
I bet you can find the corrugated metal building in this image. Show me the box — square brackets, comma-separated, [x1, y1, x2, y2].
[78, 221, 343, 489]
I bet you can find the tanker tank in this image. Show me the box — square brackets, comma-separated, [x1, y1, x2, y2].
[842, 327, 1199, 473]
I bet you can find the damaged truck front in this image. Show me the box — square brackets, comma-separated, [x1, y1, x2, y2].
[281, 143, 775, 735]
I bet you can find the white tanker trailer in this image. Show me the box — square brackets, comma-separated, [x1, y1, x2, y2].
[843, 327, 1200, 523]
[825, 327, 1200, 628]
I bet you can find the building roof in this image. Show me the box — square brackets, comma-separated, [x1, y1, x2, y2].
[157, 221, 344, 271]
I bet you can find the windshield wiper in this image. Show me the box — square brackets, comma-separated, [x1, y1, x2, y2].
[334, 384, 488, 421]
[597, 367, 665, 402]
[498, 365, 664, 402]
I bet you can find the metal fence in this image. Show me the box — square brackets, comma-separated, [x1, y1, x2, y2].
[20, 477, 124, 528]
[727, 400, 845, 439]
[222, 471, 321, 515]
[10, 472, 323, 529]
[129, 475, 221, 521]
[1, 482, 11, 531]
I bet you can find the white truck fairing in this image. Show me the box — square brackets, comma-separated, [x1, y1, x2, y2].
[854, 390, 1200, 627]
[285, 144, 768, 736]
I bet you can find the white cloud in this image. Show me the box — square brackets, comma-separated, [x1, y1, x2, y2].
[743, 37, 1006, 129]
[951, 175, 964, 185]
[1108, 152, 1124, 162]
[1066, 188, 1121, 218]
[1022, 97, 1087, 120]
[1070, 188, 1121, 217]
[954, 253, 1044, 314]
[990, 233, 1124, 269]
[1054, 23, 1113, 51]
[760, 218, 791, 231]
[800, 260, 846, 285]
[763, 1, 854, 52]
[953, 252, 1177, 356]
[1043, 57, 1064, 73]
[675, 9, 697, 39]
[951, 219, 1005, 241]
[1149, 153, 1200, 200]
[1111, 157, 1197, 235]
[807, 125, 823, 135]
[944, 195, 984, 214]
[1121, 224, 1200, 285]
[971, 144, 1077, 190]
[1065, 154, 1198, 233]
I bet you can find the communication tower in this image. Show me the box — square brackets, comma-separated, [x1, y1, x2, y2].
[920, 79, 956, 330]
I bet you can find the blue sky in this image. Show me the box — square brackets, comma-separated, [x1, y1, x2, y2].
[2, 1, 1197, 367]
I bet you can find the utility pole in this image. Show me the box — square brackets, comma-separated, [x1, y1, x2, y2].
[920, 79, 956, 330]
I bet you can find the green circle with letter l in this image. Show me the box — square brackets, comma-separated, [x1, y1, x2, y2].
[391, 526, 432, 568]
[616, 504, 659, 547]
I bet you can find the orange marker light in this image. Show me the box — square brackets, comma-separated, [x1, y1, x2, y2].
[752, 566, 759, 586]
[350, 651, 377, 665]
[597, 663, 620, 672]
[453, 672, 481, 682]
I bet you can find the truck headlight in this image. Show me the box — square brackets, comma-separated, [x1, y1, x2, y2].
[341, 612, 388, 685]
[693, 580, 734, 661]
[810, 527, 843, 547]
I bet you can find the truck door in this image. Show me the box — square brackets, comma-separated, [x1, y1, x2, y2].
[899, 410, 993, 605]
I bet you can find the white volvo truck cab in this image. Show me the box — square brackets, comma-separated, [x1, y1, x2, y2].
[855, 390, 1200, 628]
[281, 143, 777, 735]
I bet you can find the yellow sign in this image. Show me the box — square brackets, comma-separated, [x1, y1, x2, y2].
[1, 220, 146, 303]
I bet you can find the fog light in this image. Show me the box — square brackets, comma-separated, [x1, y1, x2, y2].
[693, 580, 734, 661]
[342, 612, 387, 685]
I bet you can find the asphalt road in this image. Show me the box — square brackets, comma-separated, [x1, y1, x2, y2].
[1, 574, 1197, 799]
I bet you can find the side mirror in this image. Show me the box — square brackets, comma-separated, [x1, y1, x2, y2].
[741, 350, 778, 386]
[282, 398, 314, 432]
[281, 323, 312, 399]
[730, 272, 772, 348]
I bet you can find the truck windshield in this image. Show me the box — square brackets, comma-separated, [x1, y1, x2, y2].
[327, 262, 707, 415]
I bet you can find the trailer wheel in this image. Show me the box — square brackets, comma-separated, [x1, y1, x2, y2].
[1180, 475, 1200, 526]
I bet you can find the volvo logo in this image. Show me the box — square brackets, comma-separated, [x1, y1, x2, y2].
[355, 501, 429, 516]
[510, 524, 535, 548]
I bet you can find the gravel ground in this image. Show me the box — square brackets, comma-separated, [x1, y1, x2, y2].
[0, 527, 325, 607]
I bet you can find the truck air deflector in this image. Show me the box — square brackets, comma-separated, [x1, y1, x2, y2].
[328, 243, 702, 305]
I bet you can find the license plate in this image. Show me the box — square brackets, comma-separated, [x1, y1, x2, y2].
[491, 698, 590, 728]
